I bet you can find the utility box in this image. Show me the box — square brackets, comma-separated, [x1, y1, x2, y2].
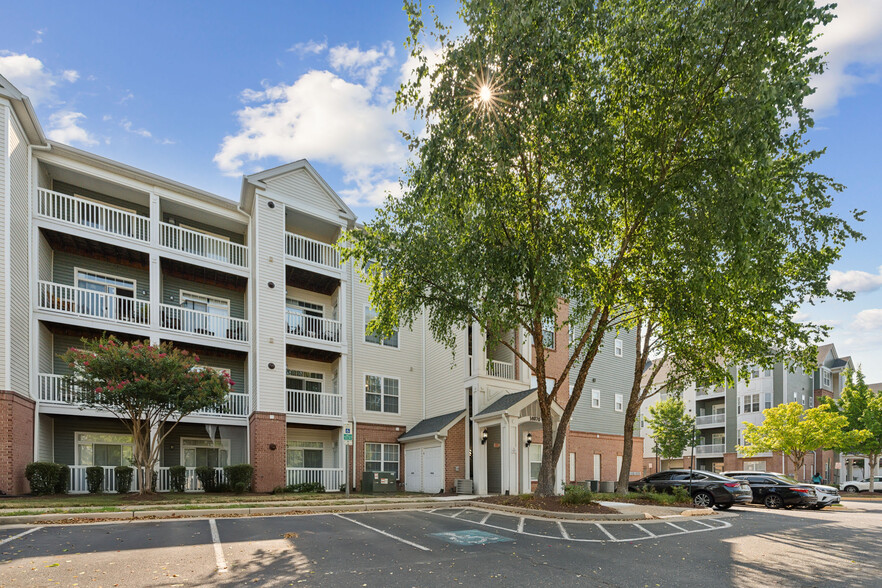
[362, 471, 396, 493]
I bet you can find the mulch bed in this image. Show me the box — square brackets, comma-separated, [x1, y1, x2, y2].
[476, 495, 618, 514]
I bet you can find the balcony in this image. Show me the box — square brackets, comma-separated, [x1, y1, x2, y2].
[68, 465, 227, 493]
[38, 281, 150, 327]
[286, 389, 342, 418]
[286, 467, 344, 491]
[160, 222, 248, 269]
[286, 232, 340, 272]
[285, 311, 342, 348]
[694, 444, 726, 456]
[696, 387, 726, 399]
[38, 374, 250, 417]
[695, 413, 726, 427]
[160, 304, 249, 344]
[488, 360, 515, 380]
[36, 188, 150, 243]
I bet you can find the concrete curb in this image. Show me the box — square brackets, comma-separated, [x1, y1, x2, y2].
[461, 501, 651, 521]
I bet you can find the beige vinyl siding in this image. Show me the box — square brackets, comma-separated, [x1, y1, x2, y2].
[162, 275, 245, 320]
[53, 180, 150, 217]
[424, 328, 466, 419]
[286, 427, 340, 469]
[0, 105, 7, 389]
[38, 231, 53, 281]
[52, 415, 130, 465]
[161, 423, 248, 467]
[351, 276, 424, 427]
[8, 113, 30, 395]
[38, 324, 54, 374]
[265, 169, 341, 220]
[52, 251, 150, 301]
[37, 415, 54, 462]
[253, 192, 287, 413]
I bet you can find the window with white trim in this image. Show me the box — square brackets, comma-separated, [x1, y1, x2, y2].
[75, 432, 133, 467]
[75, 269, 137, 320]
[529, 443, 543, 481]
[287, 370, 323, 392]
[614, 338, 623, 357]
[820, 367, 832, 390]
[809, 394, 814, 408]
[614, 393, 624, 412]
[743, 393, 760, 413]
[542, 318, 555, 349]
[287, 440, 324, 468]
[365, 443, 399, 479]
[364, 306, 398, 347]
[764, 392, 772, 410]
[286, 299, 324, 337]
[181, 437, 230, 468]
[365, 375, 399, 413]
[591, 389, 600, 408]
[179, 291, 230, 337]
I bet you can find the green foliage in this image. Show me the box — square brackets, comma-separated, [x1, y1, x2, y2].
[25, 462, 67, 496]
[169, 466, 187, 493]
[224, 464, 254, 494]
[561, 484, 594, 505]
[671, 485, 692, 504]
[114, 466, 134, 494]
[345, 0, 859, 496]
[826, 368, 882, 491]
[195, 467, 218, 493]
[285, 482, 326, 494]
[86, 466, 104, 494]
[646, 398, 698, 460]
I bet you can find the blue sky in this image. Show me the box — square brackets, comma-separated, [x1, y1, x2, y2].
[2, 2, 881, 381]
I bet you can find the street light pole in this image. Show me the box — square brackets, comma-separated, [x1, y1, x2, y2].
[688, 409, 696, 501]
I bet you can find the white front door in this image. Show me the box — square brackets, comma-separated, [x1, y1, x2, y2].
[405, 448, 422, 492]
[422, 447, 443, 494]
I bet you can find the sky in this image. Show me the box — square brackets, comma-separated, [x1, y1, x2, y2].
[2, 1, 881, 380]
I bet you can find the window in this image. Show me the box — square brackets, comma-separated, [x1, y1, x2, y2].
[614, 393, 624, 412]
[820, 367, 832, 390]
[75, 269, 136, 320]
[764, 392, 772, 410]
[286, 369, 323, 392]
[365, 443, 399, 479]
[365, 375, 399, 414]
[809, 394, 814, 408]
[542, 318, 555, 349]
[182, 438, 230, 468]
[286, 299, 324, 337]
[743, 394, 760, 413]
[76, 432, 133, 466]
[614, 338, 623, 357]
[750, 365, 760, 378]
[764, 369, 772, 378]
[179, 291, 230, 337]
[744, 461, 767, 472]
[364, 306, 398, 348]
[529, 443, 543, 481]
[287, 440, 324, 468]
[591, 389, 600, 408]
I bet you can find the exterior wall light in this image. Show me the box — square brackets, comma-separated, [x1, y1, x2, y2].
[525, 432, 532, 448]
[481, 429, 489, 445]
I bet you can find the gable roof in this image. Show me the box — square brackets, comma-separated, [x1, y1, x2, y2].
[816, 343, 835, 366]
[0, 73, 47, 145]
[398, 410, 467, 442]
[831, 356, 852, 370]
[476, 388, 537, 417]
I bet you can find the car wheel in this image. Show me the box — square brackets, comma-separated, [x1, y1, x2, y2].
[813, 505, 825, 510]
[844, 486, 858, 493]
[693, 491, 714, 508]
[715, 503, 732, 510]
[764, 494, 784, 509]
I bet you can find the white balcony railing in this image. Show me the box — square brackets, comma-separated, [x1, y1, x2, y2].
[286, 389, 342, 418]
[695, 444, 726, 455]
[286, 467, 344, 491]
[285, 311, 342, 344]
[285, 232, 340, 270]
[160, 222, 248, 268]
[695, 413, 726, 427]
[38, 281, 150, 326]
[68, 465, 227, 493]
[37, 188, 150, 242]
[160, 304, 249, 343]
[488, 360, 515, 380]
[193, 393, 250, 417]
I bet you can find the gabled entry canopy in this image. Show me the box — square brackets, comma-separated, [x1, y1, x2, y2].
[473, 388, 564, 422]
[399, 410, 467, 443]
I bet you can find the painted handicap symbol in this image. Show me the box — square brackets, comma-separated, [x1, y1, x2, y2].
[430, 530, 513, 545]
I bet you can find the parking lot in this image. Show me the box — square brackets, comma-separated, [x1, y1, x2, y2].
[1, 499, 880, 587]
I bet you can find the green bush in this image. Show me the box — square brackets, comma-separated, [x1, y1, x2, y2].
[169, 465, 187, 493]
[561, 484, 594, 505]
[115, 466, 134, 493]
[671, 485, 692, 504]
[195, 466, 218, 492]
[25, 462, 65, 495]
[223, 464, 254, 494]
[286, 482, 325, 493]
[86, 466, 105, 494]
[55, 464, 70, 494]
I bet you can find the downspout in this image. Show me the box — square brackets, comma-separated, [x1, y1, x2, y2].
[236, 203, 252, 465]
[349, 248, 357, 490]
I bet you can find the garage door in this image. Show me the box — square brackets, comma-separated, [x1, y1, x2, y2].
[422, 447, 443, 494]
[405, 448, 422, 492]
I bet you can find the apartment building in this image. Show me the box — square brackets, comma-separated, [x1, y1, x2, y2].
[641, 343, 854, 483]
[0, 74, 641, 496]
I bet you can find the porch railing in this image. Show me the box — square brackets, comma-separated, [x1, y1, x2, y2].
[285, 311, 342, 344]
[695, 413, 726, 427]
[68, 465, 227, 493]
[160, 304, 249, 343]
[194, 393, 250, 417]
[488, 360, 515, 380]
[38, 281, 150, 326]
[285, 232, 339, 270]
[160, 222, 248, 268]
[36, 188, 150, 242]
[286, 467, 344, 491]
[694, 444, 726, 455]
[286, 389, 342, 417]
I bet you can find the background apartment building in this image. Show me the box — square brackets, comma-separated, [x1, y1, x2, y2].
[0, 74, 641, 496]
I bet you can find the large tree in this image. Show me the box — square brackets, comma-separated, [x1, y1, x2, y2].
[61, 336, 232, 493]
[645, 396, 698, 462]
[346, 0, 858, 496]
[826, 368, 882, 492]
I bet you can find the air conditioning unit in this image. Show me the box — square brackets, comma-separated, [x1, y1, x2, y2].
[455, 479, 474, 494]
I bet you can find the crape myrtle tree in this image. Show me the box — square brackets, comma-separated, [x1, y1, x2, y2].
[645, 396, 699, 462]
[61, 336, 232, 494]
[825, 368, 882, 492]
[344, 0, 859, 497]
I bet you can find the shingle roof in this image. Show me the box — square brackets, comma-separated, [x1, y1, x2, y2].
[816, 343, 834, 366]
[475, 388, 537, 417]
[832, 356, 851, 369]
[398, 410, 466, 441]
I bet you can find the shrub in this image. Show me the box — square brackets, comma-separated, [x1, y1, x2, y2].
[195, 466, 218, 492]
[671, 485, 692, 504]
[224, 464, 254, 494]
[286, 482, 325, 493]
[56, 464, 70, 494]
[561, 484, 594, 505]
[25, 462, 65, 495]
[169, 465, 187, 493]
[86, 466, 105, 494]
[115, 466, 134, 493]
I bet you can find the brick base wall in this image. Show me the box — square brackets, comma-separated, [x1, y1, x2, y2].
[0, 391, 35, 496]
[249, 412, 287, 493]
[355, 422, 407, 491]
[566, 431, 645, 483]
[443, 417, 466, 493]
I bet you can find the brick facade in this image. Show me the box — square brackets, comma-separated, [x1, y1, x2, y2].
[0, 391, 35, 496]
[355, 422, 406, 491]
[566, 430, 644, 483]
[249, 411, 287, 493]
[443, 417, 467, 493]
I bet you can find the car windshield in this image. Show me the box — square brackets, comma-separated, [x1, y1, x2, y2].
[776, 474, 799, 484]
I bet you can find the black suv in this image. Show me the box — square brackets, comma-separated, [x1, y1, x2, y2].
[628, 469, 753, 509]
[725, 473, 818, 509]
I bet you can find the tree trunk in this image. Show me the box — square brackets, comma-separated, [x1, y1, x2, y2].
[616, 395, 641, 493]
[870, 454, 878, 493]
[535, 410, 559, 497]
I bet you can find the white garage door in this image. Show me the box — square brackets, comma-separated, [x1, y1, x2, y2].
[405, 448, 422, 492]
[422, 447, 443, 494]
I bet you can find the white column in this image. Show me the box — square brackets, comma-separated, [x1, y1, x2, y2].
[473, 420, 487, 494]
[149, 252, 160, 343]
[149, 192, 160, 247]
[339, 354, 348, 421]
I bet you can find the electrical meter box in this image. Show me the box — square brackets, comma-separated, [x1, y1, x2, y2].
[361, 471, 396, 493]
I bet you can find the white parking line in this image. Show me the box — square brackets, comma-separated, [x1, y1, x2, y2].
[633, 524, 655, 538]
[666, 521, 688, 532]
[517, 517, 525, 533]
[692, 519, 716, 529]
[480, 512, 491, 525]
[595, 523, 617, 541]
[334, 514, 432, 552]
[557, 521, 571, 540]
[208, 519, 228, 574]
[0, 527, 40, 546]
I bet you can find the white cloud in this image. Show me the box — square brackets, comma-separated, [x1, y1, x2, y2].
[287, 39, 328, 57]
[120, 118, 152, 138]
[32, 29, 45, 44]
[828, 265, 882, 294]
[0, 51, 79, 107]
[851, 308, 882, 331]
[46, 111, 98, 146]
[810, 2, 882, 118]
[329, 42, 395, 90]
[61, 69, 79, 83]
[214, 69, 406, 207]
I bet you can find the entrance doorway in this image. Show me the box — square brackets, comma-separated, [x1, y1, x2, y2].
[486, 426, 501, 494]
